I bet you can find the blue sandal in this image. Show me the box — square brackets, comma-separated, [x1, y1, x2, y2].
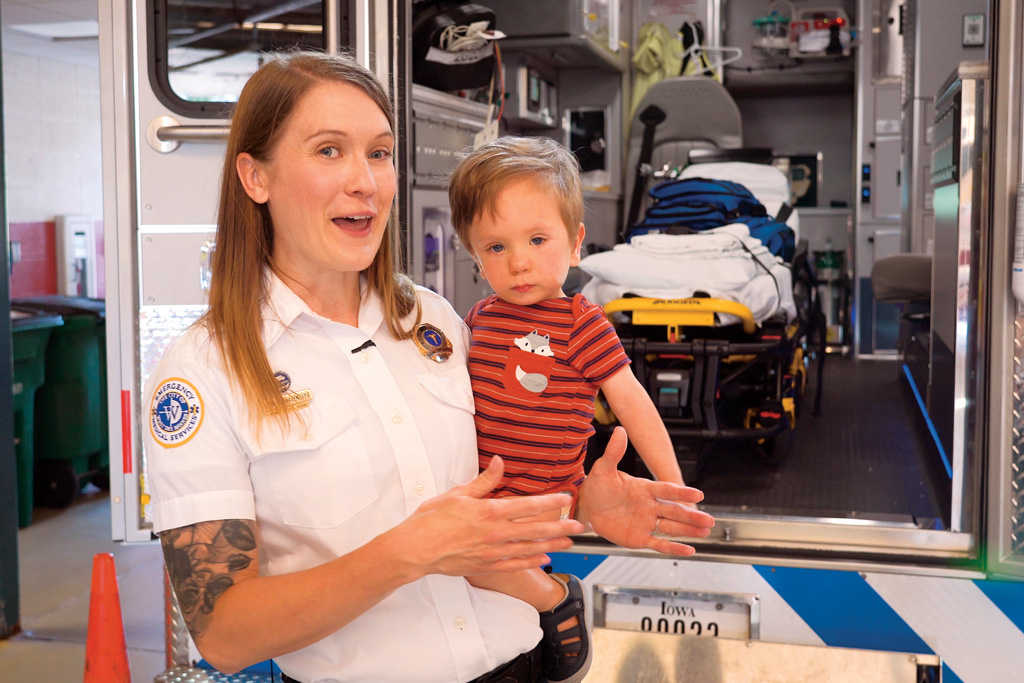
[538, 573, 592, 683]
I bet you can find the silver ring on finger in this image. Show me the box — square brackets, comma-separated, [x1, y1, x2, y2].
[654, 517, 663, 535]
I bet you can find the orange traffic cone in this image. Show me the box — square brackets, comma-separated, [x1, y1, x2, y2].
[84, 552, 132, 682]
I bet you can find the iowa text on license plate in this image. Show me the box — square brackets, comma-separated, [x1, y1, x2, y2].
[593, 585, 760, 640]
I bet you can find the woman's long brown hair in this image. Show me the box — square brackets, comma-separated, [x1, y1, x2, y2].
[202, 51, 418, 435]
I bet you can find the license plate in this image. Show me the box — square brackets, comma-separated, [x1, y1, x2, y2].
[593, 585, 759, 640]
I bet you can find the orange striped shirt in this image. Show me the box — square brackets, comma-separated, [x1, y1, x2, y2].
[465, 293, 630, 498]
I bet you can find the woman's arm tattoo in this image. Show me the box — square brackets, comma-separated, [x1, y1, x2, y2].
[159, 520, 258, 639]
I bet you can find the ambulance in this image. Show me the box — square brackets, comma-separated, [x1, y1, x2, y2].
[98, 1, 1024, 680]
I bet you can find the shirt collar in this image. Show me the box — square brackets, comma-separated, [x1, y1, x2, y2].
[262, 269, 385, 348]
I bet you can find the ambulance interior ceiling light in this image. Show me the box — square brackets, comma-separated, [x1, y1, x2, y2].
[8, 20, 99, 41]
[183, 20, 322, 34]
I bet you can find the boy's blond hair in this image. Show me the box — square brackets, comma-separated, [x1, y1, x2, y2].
[448, 136, 584, 252]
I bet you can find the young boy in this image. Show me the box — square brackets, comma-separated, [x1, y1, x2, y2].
[448, 136, 686, 683]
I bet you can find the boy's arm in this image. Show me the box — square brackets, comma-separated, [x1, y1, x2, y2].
[600, 366, 685, 485]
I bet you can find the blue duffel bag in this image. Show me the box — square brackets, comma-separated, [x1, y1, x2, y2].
[632, 177, 795, 261]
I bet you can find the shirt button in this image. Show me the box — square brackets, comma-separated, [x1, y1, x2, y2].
[414, 483, 425, 495]
[453, 617, 465, 630]
[391, 413, 403, 424]
[360, 351, 371, 363]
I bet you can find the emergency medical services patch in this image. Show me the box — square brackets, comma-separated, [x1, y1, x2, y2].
[150, 377, 204, 447]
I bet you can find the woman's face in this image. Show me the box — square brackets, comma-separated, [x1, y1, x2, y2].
[241, 80, 396, 287]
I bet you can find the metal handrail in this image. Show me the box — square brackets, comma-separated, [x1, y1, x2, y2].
[155, 124, 230, 142]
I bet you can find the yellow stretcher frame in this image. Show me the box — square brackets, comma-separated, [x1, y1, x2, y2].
[603, 297, 758, 336]
[599, 294, 805, 474]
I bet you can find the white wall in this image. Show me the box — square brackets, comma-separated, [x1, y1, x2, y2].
[2, 51, 103, 223]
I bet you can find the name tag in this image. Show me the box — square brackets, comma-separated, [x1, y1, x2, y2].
[283, 389, 313, 410]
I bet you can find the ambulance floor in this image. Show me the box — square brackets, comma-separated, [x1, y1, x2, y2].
[0, 488, 167, 681]
[694, 355, 949, 525]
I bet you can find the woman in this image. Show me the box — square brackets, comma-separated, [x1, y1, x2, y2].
[145, 51, 714, 683]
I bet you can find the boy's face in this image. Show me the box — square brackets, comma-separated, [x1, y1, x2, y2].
[466, 176, 585, 306]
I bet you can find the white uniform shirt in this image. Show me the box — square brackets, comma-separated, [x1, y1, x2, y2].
[145, 273, 540, 683]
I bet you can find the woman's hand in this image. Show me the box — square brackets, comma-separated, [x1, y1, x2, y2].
[391, 456, 585, 579]
[577, 427, 715, 556]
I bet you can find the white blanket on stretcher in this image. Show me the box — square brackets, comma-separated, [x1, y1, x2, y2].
[579, 224, 797, 325]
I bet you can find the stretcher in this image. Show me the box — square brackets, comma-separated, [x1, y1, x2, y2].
[588, 280, 813, 481]
[582, 76, 824, 480]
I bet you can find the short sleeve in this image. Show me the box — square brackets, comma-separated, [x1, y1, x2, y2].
[463, 294, 496, 332]
[144, 332, 256, 533]
[566, 294, 630, 384]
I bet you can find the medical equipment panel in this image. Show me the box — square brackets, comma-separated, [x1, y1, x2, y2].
[488, 0, 620, 55]
[408, 85, 493, 315]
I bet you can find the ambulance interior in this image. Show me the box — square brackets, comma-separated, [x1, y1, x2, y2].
[401, 0, 992, 565]
[116, 0, 1001, 568]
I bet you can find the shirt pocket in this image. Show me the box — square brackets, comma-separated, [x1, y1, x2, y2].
[417, 366, 478, 486]
[247, 395, 378, 529]
[503, 347, 556, 397]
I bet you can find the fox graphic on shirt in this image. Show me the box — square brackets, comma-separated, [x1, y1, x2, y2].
[512, 330, 553, 393]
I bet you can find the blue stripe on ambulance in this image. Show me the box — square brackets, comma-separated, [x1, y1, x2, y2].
[752, 565, 931, 653]
[754, 566, 965, 683]
[545, 552, 606, 580]
[866, 572, 1024, 682]
[549, 553, 1024, 682]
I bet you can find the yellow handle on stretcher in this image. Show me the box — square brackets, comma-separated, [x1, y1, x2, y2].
[604, 297, 757, 335]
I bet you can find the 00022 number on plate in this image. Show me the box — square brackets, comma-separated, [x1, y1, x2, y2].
[597, 588, 754, 640]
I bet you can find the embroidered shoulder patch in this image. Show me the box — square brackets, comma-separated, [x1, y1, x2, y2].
[150, 377, 204, 447]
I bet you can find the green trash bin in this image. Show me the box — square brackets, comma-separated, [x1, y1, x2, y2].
[10, 305, 63, 527]
[13, 296, 107, 509]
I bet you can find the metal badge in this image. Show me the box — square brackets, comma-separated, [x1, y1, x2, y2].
[414, 323, 453, 363]
[274, 371, 291, 393]
[274, 370, 312, 409]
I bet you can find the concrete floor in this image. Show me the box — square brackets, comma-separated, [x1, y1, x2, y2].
[0, 487, 168, 681]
